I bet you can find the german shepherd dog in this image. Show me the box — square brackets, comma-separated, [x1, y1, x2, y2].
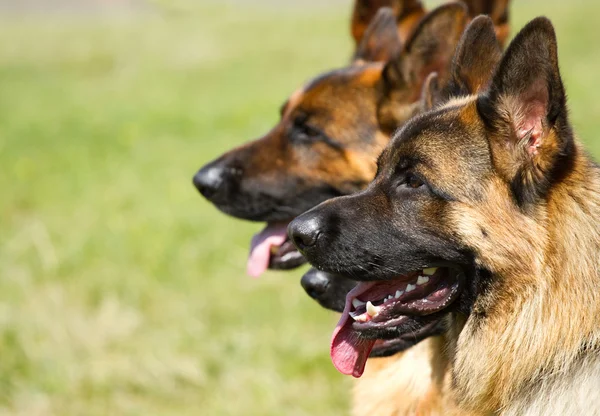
[290, 15, 600, 415]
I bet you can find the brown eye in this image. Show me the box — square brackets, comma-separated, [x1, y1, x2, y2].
[405, 174, 424, 189]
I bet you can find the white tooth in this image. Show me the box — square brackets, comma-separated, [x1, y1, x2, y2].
[395, 290, 404, 298]
[352, 298, 366, 309]
[349, 311, 368, 322]
[417, 275, 430, 285]
[366, 301, 380, 317]
[406, 283, 416, 292]
[387, 295, 393, 301]
[354, 314, 368, 322]
[423, 267, 438, 276]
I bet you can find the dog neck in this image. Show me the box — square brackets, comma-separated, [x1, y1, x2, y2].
[448, 140, 600, 413]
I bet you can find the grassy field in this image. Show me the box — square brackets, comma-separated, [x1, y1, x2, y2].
[0, 0, 599, 414]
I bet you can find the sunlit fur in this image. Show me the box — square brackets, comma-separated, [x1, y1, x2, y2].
[353, 335, 449, 416]
[436, 19, 600, 414]
[444, 137, 600, 414]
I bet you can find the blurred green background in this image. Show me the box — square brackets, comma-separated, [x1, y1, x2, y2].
[0, 0, 599, 414]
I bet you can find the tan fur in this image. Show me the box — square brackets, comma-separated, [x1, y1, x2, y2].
[316, 16, 599, 414]
[353, 336, 449, 416]
[445, 139, 600, 414]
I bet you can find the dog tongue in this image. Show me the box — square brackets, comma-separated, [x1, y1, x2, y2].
[246, 222, 289, 278]
[330, 283, 376, 378]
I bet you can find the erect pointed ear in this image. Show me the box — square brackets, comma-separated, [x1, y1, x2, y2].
[377, 3, 467, 132]
[443, 15, 502, 99]
[351, 0, 398, 47]
[419, 72, 441, 111]
[383, 3, 467, 91]
[350, 0, 425, 46]
[477, 17, 572, 206]
[461, 0, 511, 46]
[353, 7, 403, 63]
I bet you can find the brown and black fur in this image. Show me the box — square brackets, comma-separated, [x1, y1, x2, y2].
[194, 3, 469, 244]
[350, 0, 426, 54]
[301, 17, 503, 415]
[194, 2, 511, 415]
[290, 15, 600, 415]
[350, 0, 510, 58]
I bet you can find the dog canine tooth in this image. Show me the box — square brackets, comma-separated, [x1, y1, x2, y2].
[423, 267, 438, 276]
[395, 290, 404, 298]
[417, 275, 430, 285]
[366, 301, 380, 317]
[406, 283, 416, 293]
[352, 298, 366, 309]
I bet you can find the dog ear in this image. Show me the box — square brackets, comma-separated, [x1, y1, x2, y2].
[419, 72, 441, 111]
[443, 15, 502, 99]
[385, 2, 468, 87]
[351, 0, 398, 47]
[377, 2, 467, 132]
[478, 17, 572, 206]
[353, 7, 403, 62]
[350, 0, 425, 46]
[461, 0, 510, 46]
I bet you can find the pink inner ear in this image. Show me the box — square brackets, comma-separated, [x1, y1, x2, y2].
[516, 99, 546, 156]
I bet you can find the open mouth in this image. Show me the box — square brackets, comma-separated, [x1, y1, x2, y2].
[246, 222, 306, 277]
[330, 266, 463, 377]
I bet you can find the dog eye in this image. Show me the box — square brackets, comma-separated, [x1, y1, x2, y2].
[401, 174, 424, 189]
[291, 119, 322, 143]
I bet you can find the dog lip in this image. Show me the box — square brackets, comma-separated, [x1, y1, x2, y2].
[357, 281, 460, 331]
[247, 220, 307, 273]
[268, 242, 306, 270]
[348, 267, 463, 332]
[369, 320, 443, 357]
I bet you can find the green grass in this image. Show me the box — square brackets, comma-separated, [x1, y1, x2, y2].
[0, 0, 599, 414]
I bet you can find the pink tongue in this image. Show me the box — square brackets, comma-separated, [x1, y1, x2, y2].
[246, 222, 289, 278]
[330, 283, 376, 378]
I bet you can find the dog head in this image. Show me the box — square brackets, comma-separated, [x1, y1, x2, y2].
[289, 15, 554, 377]
[193, 4, 468, 277]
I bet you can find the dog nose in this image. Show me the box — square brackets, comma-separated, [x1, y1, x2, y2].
[288, 214, 322, 250]
[193, 161, 226, 200]
[301, 268, 329, 299]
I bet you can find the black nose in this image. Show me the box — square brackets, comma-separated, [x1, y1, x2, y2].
[193, 161, 226, 200]
[301, 268, 329, 299]
[288, 214, 322, 250]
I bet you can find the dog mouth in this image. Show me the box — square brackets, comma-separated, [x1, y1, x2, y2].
[330, 266, 463, 377]
[246, 222, 306, 277]
[368, 318, 444, 358]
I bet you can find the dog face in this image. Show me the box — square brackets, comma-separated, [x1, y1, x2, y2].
[288, 15, 532, 377]
[195, 63, 388, 223]
[193, 5, 468, 277]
